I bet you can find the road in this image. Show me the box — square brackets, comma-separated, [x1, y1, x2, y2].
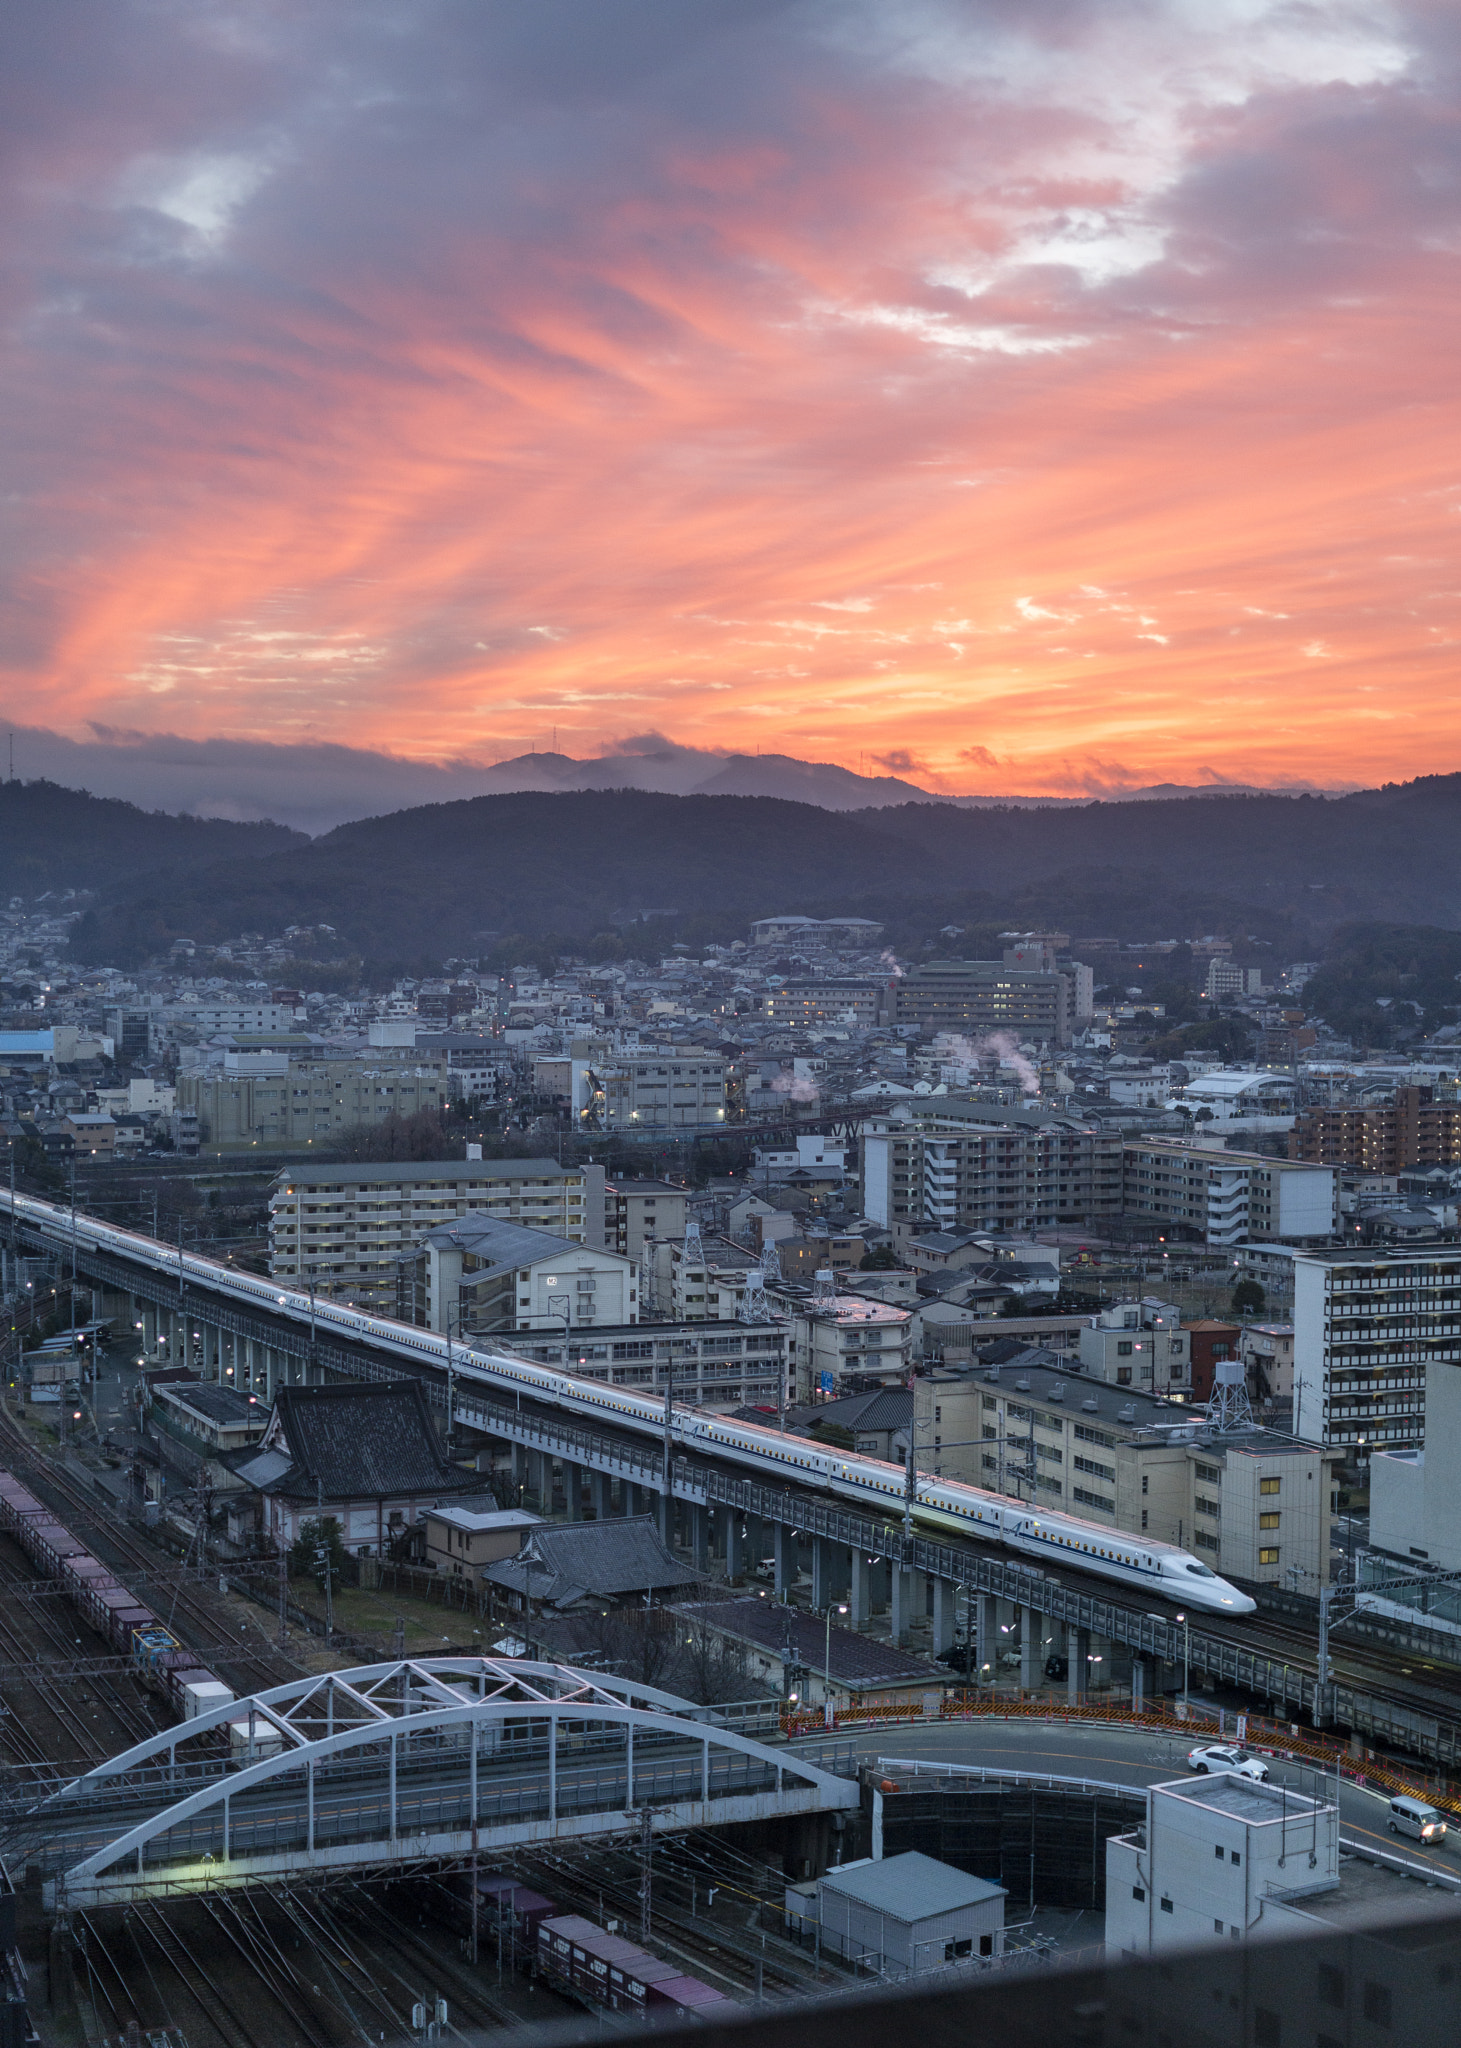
[797, 1717, 1461, 1881]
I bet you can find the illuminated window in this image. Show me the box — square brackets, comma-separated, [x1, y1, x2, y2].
[1259, 1512, 1280, 1530]
[1259, 1547, 1280, 1565]
[1259, 1477, 1280, 1495]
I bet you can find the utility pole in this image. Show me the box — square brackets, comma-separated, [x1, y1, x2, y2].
[639, 1804, 654, 1941]
[277, 1542, 289, 1650]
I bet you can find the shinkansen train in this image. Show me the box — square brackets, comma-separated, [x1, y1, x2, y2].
[10, 1191, 1255, 1616]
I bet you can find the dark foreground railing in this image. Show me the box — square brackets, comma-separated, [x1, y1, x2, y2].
[525, 1903, 1461, 2048]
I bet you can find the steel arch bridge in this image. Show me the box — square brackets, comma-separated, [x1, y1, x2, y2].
[20, 1658, 857, 1907]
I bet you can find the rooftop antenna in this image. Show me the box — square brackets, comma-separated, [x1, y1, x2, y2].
[7, 734, 11, 783]
[1206, 1354, 1254, 1433]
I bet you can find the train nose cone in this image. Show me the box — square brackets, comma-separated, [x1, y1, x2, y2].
[1222, 1591, 1258, 1615]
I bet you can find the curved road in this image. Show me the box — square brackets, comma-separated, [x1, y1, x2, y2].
[798, 1718, 1461, 1881]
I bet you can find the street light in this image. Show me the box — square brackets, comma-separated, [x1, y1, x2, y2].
[1175, 1610, 1190, 1704]
[824, 1601, 848, 1702]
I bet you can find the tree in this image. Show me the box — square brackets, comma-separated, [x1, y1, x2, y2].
[859, 1244, 899, 1270]
[666, 1617, 753, 1706]
[290, 1515, 345, 1586]
[1232, 1278, 1266, 1316]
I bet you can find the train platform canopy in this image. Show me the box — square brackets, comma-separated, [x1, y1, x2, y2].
[484, 1515, 699, 1611]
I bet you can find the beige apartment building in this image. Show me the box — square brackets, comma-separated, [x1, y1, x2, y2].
[178, 1056, 447, 1153]
[1120, 1139, 1336, 1248]
[591, 1050, 728, 1130]
[604, 1179, 688, 1259]
[788, 1292, 915, 1402]
[913, 1359, 1339, 1588]
[269, 1158, 591, 1308]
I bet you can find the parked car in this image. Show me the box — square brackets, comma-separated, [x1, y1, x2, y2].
[1187, 1743, 1270, 1782]
[1044, 1655, 1069, 1681]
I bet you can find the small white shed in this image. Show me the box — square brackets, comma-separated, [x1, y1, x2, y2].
[811, 1851, 1006, 1977]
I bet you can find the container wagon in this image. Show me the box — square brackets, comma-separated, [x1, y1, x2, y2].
[536, 1914, 734, 2021]
[0, 1467, 233, 1721]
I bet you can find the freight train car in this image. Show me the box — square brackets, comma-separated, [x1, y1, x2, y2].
[0, 1467, 233, 1721]
[536, 1914, 735, 2021]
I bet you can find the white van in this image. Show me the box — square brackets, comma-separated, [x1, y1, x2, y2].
[1388, 1795, 1447, 1843]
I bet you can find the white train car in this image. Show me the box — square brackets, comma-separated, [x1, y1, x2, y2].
[11, 1191, 1255, 1615]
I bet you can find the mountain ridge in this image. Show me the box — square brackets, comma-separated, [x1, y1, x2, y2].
[53, 773, 1461, 970]
[0, 723, 1345, 832]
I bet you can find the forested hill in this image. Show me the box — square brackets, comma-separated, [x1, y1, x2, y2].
[62, 774, 1461, 968]
[0, 779, 305, 900]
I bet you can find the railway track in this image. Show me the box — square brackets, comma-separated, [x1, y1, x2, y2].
[521, 1837, 810, 2003]
[0, 1412, 302, 1697]
[1010, 1549, 1461, 1735]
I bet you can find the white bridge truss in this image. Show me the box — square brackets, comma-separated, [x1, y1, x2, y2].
[27, 1658, 856, 1907]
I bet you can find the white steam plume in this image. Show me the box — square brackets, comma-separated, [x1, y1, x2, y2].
[770, 1069, 821, 1103]
[940, 1030, 1040, 1094]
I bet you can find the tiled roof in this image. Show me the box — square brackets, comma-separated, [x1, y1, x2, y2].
[674, 1598, 937, 1691]
[483, 1515, 700, 1606]
[236, 1382, 475, 1500]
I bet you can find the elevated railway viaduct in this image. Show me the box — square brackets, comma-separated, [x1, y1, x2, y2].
[8, 1193, 1461, 1770]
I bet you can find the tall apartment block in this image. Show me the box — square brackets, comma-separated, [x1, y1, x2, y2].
[269, 1158, 595, 1309]
[1121, 1139, 1336, 1249]
[1291, 1247, 1461, 1465]
[1290, 1086, 1461, 1173]
[862, 1119, 1123, 1235]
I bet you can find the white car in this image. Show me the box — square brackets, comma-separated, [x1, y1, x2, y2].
[1187, 1744, 1270, 1782]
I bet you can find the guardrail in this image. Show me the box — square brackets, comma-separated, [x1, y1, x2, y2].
[782, 1696, 1461, 1822]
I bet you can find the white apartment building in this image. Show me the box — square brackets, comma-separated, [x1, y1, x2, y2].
[642, 1236, 758, 1320]
[591, 1051, 727, 1129]
[1121, 1139, 1335, 1248]
[409, 1217, 637, 1336]
[165, 999, 298, 1036]
[504, 1319, 790, 1412]
[1078, 1301, 1191, 1396]
[269, 1158, 591, 1308]
[1292, 1247, 1461, 1465]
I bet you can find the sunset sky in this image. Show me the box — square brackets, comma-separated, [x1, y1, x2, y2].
[4, 0, 1460, 802]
